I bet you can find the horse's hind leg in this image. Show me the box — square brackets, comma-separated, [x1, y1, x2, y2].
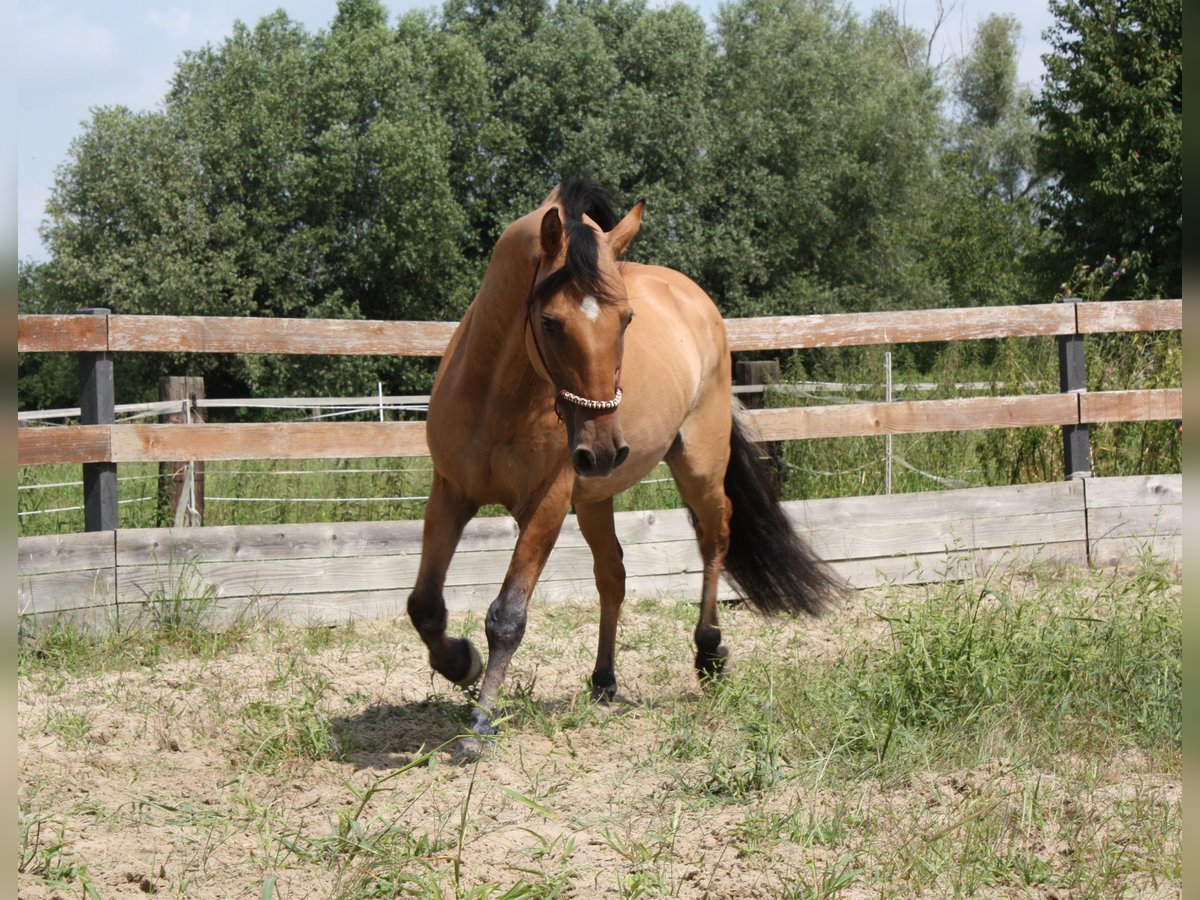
[576, 498, 625, 701]
[666, 436, 733, 680]
[407, 474, 481, 687]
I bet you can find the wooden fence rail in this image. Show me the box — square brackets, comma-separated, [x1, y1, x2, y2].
[16, 300, 1182, 625]
[15, 389, 1182, 466]
[17, 299, 1182, 526]
[17, 299, 1181, 355]
[17, 474, 1181, 628]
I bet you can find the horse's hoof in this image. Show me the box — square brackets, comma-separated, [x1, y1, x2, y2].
[452, 735, 490, 763]
[695, 644, 729, 681]
[438, 639, 482, 688]
[457, 640, 483, 687]
[590, 670, 617, 703]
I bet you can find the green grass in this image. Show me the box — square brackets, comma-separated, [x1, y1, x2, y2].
[646, 556, 1180, 796]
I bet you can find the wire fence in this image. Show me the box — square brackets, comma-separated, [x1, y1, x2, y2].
[16, 377, 1006, 525]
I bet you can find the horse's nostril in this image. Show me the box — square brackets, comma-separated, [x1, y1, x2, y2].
[573, 448, 596, 475]
[614, 444, 630, 469]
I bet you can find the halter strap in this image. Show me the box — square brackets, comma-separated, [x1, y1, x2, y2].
[524, 256, 624, 418]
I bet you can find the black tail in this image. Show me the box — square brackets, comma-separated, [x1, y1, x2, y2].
[721, 411, 845, 616]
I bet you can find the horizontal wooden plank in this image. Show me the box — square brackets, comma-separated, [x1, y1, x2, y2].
[117, 519, 429, 566]
[1083, 473, 1181, 510]
[18, 314, 108, 352]
[111, 497, 1088, 607]
[747, 393, 1079, 440]
[104, 538, 1096, 620]
[1090, 535, 1181, 567]
[108, 315, 458, 356]
[17, 425, 112, 465]
[785, 480, 1084, 527]
[14, 477, 1174, 622]
[19, 569, 117, 620]
[13, 388, 1156, 466]
[21, 300, 1180, 359]
[1079, 389, 1182, 424]
[110, 482, 1087, 569]
[806, 510, 1086, 561]
[1088, 504, 1181, 542]
[109, 422, 430, 462]
[724, 304, 1077, 351]
[1075, 299, 1182, 335]
[19, 531, 115, 575]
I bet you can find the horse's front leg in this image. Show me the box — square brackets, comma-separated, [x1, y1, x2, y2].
[408, 474, 481, 686]
[467, 473, 573, 740]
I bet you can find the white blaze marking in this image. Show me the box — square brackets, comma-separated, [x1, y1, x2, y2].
[580, 295, 601, 322]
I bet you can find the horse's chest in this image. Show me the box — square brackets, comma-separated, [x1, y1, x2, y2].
[432, 418, 565, 504]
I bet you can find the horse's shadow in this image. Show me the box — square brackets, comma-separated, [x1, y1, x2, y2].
[330, 698, 471, 770]
[330, 691, 645, 770]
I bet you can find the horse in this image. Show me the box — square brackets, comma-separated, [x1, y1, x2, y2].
[407, 176, 843, 749]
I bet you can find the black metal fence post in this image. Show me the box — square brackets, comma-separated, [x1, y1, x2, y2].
[78, 308, 118, 530]
[1056, 298, 1092, 480]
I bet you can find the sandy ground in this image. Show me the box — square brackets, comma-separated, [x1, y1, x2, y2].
[17, 583, 1181, 898]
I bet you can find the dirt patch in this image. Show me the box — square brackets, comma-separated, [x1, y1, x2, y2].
[18, 580, 1181, 898]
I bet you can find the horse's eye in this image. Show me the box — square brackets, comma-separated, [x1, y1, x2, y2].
[622, 312, 634, 331]
[541, 314, 562, 335]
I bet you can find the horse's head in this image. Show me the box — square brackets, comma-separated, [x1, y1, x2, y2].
[525, 186, 644, 478]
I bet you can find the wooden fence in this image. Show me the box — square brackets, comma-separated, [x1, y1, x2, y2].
[17, 299, 1182, 627]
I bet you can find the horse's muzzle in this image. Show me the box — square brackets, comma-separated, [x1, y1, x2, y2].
[572, 442, 630, 478]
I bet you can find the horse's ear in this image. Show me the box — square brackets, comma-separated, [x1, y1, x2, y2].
[607, 200, 645, 258]
[540, 208, 563, 258]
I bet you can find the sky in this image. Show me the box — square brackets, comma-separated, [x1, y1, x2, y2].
[16, 0, 1056, 264]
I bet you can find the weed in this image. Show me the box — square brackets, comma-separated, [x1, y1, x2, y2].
[236, 669, 343, 772]
[18, 813, 101, 897]
[43, 709, 92, 746]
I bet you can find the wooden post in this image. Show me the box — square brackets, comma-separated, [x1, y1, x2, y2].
[78, 308, 118, 531]
[158, 376, 206, 527]
[1057, 298, 1092, 479]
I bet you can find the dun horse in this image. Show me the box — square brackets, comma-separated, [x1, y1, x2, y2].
[408, 177, 842, 747]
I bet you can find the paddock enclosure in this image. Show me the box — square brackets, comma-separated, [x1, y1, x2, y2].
[17, 299, 1182, 629]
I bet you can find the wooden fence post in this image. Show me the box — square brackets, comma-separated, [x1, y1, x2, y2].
[77, 308, 118, 532]
[158, 376, 206, 527]
[1057, 298, 1092, 480]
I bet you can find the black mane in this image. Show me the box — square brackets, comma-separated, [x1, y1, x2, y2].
[532, 176, 621, 306]
[558, 175, 617, 231]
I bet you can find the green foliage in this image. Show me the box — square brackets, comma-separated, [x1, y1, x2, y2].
[236, 664, 344, 772]
[698, 0, 947, 316]
[1031, 0, 1182, 297]
[923, 15, 1046, 313]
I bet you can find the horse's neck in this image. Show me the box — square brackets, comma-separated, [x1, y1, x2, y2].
[458, 252, 540, 392]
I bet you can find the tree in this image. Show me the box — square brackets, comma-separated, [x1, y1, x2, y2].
[698, 0, 947, 318]
[1031, 0, 1182, 298]
[28, 0, 1058, 414]
[36, 2, 474, 403]
[924, 15, 1045, 311]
